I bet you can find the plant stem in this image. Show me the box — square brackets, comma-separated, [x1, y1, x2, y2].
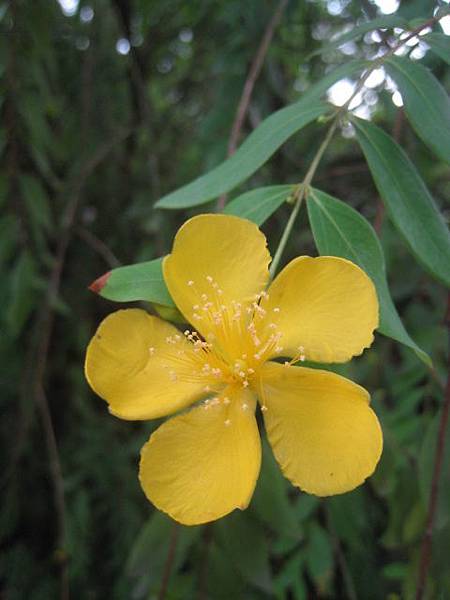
[340, 13, 444, 114]
[217, 0, 288, 211]
[416, 292, 450, 600]
[269, 10, 446, 279]
[269, 119, 337, 277]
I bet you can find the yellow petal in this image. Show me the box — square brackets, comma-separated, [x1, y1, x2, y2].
[260, 256, 378, 363]
[260, 362, 382, 496]
[163, 214, 270, 347]
[85, 309, 207, 420]
[139, 388, 261, 525]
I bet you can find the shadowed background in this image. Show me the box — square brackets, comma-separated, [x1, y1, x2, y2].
[1, 0, 450, 598]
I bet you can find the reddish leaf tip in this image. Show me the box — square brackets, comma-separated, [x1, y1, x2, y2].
[88, 271, 111, 294]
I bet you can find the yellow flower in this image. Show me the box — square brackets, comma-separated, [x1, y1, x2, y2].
[85, 214, 382, 525]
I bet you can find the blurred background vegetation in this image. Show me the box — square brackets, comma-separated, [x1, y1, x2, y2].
[1, 0, 450, 598]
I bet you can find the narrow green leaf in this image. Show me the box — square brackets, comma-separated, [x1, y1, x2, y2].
[156, 100, 327, 209]
[93, 257, 175, 307]
[423, 32, 450, 65]
[418, 413, 450, 530]
[126, 512, 200, 594]
[224, 185, 294, 225]
[305, 523, 333, 590]
[353, 117, 450, 288]
[216, 512, 273, 594]
[156, 60, 368, 211]
[251, 440, 301, 538]
[307, 188, 430, 365]
[307, 15, 408, 59]
[385, 55, 450, 163]
[20, 173, 53, 231]
[7, 251, 38, 337]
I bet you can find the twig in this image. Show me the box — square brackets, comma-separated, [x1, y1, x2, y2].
[416, 292, 450, 600]
[216, 0, 289, 210]
[269, 120, 338, 278]
[268, 12, 444, 277]
[76, 226, 121, 268]
[158, 523, 180, 600]
[341, 14, 444, 114]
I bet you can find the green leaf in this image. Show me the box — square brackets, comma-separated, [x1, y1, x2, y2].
[418, 413, 450, 530]
[385, 55, 450, 164]
[251, 439, 301, 538]
[20, 173, 53, 231]
[155, 99, 328, 209]
[224, 185, 294, 225]
[353, 117, 450, 288]
[307, 15, 408, 59]
[6, 251, 39, 337]
[126, 512, 200, 596]
[93, 257, 175, 307]
[216, 512, 273, 594]
[423, 32, 450, 65]
[307, 188, 430, 365]
[156, 60, 369, 211]
[305, 523, 333, 591]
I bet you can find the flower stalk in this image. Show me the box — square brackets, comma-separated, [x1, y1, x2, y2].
[269, 119, 338, 278]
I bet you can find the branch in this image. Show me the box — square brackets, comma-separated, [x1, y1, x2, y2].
[416, 292, 450, 599]
[216, 0, 289, 210]
[76, 226, 121, 268]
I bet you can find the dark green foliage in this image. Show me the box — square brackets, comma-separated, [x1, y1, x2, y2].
[1, 1, 449, 599]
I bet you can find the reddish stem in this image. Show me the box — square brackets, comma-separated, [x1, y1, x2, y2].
[216, 0, 288, 210]
[416, 292, 450, 599]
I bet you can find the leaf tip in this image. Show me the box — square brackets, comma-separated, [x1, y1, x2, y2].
[88, 271, 111, 294]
